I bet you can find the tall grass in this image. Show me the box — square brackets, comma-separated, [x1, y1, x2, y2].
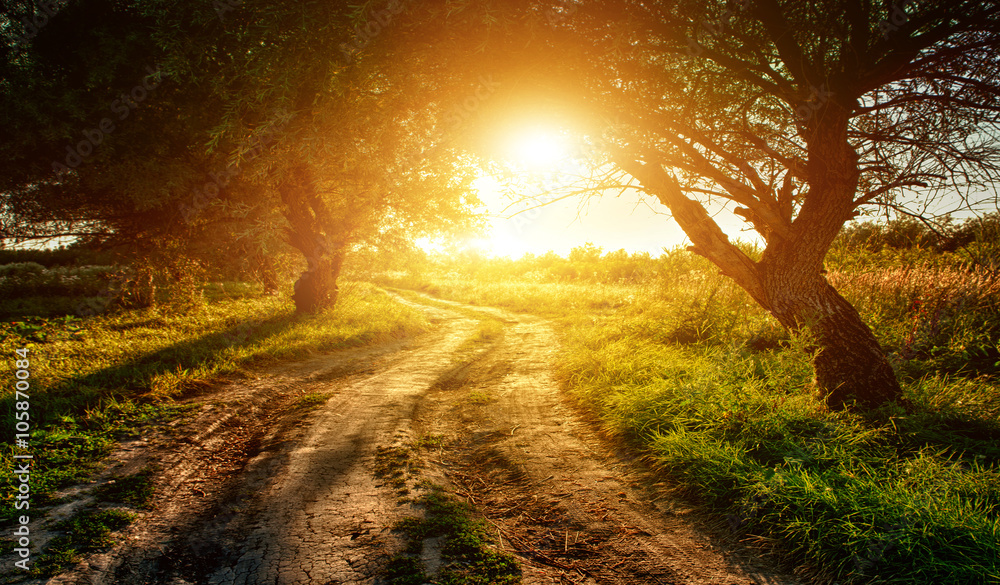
[372, 245, 1000, 584]
[831, 263, 1000, 379]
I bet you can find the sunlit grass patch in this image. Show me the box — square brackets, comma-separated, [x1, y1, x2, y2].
[566, 316, 1000, 582]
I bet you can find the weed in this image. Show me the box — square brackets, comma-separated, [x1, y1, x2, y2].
[416, 434, 447, 450]
[384, 555, 428, 584]
[296, 392, 330, 409]
[467, 390, 491, 405]
[387, 486, 520, 585]
[93, 468, 156, 508]
[32, 508, 135, 577]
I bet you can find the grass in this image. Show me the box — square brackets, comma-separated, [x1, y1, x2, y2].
[0, 281, 428, 523]
[296, 392, 332, 409]
[30, 508, 136, 577]
[389, 486, 521, 585]
[93, 468, 157, 508]
[371, 245, 1000, 584]
[372, 436, 521, 585]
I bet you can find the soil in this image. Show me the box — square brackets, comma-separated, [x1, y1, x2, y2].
[3, 293, 802, 585]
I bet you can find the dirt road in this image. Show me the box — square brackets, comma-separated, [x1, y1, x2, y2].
[16, 293, 800, 585]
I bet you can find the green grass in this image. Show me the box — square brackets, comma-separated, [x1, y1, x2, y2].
[373, 436, 521, 585]
[390, 486, 520, 585]
[93, 468, 157, 508]
[31, 508, 136, 577]
[0, 281, 428, 522]
[372, 246, 1000, 584]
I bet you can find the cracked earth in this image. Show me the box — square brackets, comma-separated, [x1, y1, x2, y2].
[6, 293, 802, 585]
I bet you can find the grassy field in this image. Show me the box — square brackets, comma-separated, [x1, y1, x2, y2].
[0, 281, 428, 524]
[372, 245, 1000, 584]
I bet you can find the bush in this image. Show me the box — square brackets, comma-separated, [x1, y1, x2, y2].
[0, 264, 119, 298]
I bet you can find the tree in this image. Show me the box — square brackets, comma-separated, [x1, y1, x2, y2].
[423, 0, 1000, 409]
[145, 0, 483, 313]
[2, 0, 482, 312]
[0, 0, 275, 294]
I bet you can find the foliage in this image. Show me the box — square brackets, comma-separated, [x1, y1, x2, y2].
[136, 0, 485, 312]
[0, 246, 117, 268]
[832, 213, 1000, 273]
[0, 264, 118, 298]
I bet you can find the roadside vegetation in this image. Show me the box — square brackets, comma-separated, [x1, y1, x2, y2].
[371, 216, 1000, 584]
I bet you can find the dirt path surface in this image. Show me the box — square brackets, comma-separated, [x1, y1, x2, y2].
[10, 294, 801, 585]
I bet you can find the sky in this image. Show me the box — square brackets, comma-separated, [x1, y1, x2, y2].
[468, 175, 685, 257]
[453, 121, 997, 260]
[455, 126, 762, 259]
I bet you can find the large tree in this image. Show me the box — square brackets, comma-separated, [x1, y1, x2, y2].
[428, 0, 1000, 409]
[2, 0, 481, 312]
[0, 0, 274, 284]
[146, 0, 483, 313]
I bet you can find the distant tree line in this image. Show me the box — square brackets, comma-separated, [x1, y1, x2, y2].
[834, 213, 1000, 258]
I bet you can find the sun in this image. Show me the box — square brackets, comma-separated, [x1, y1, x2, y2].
[504, 127, 570, 171]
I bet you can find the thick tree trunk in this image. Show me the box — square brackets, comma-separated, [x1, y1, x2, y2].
[615, 145, 904, 410]
[278, 162, 349, 314]
[759, 267, 903, 409]
[292, 245, 346, 314]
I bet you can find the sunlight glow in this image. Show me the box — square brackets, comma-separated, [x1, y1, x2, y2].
[505, 127, 570, 171]
[466, 172, 689, 259]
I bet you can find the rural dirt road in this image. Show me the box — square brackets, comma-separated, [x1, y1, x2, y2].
[13, 293, 801, 585]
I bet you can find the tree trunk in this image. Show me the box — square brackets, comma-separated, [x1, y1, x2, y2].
[279, 162, 348, 314]
[614, 150, 904, 410]
[759, 267, 903, 409]
[292, 245, 346, 314]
